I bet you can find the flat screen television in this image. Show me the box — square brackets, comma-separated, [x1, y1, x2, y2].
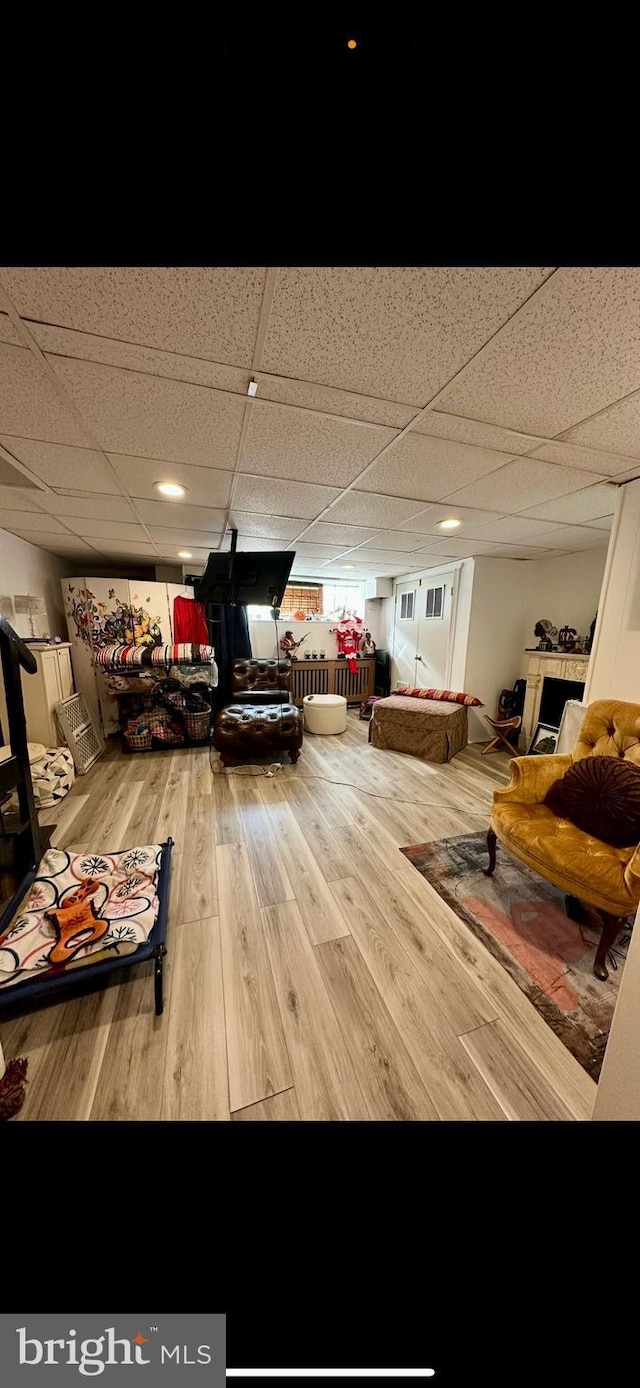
[195, 549, 295, 608]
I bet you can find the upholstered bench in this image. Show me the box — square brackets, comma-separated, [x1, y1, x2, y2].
[214, 702, 303, 766]
[369, 695, 467, 763]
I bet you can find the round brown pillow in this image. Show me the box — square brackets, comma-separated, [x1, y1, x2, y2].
[545, 755, 640, 847]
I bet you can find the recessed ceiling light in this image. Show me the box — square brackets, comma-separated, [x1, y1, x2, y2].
[342, 563, 356, 568]
[347, 38, 357, 49]
[155, 482, 186, 498]
[178, 551, 193, 559]
[437, 518, 462, 530]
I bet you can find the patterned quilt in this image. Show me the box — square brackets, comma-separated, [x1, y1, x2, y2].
[0, 845, 162, 990]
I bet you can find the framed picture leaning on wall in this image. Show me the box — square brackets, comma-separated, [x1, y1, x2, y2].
[528, 721, 559, 756]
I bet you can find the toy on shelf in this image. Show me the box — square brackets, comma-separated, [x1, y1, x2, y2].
[279, 630, 308, 661]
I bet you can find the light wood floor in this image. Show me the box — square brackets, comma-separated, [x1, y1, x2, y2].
[2, 714, 596, 1121]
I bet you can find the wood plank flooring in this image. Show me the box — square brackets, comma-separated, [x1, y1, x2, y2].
[1, 713, 597, 1120]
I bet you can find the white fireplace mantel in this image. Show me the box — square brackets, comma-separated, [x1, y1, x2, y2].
[521, 650, 590, 748]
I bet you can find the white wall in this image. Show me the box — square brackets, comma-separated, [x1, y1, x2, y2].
[0, 530, 74, 742]
[585, 480, 640, 703]
[463, 558, 530, 741]
[522, 546, 608, 654]
[249, 619, 339, 660]
[0, 529, 72, 640]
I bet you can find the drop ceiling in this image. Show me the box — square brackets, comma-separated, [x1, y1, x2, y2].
[0, 265, 637, 582]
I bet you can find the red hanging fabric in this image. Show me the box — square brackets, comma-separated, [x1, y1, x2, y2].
[173, 595, 209, 644]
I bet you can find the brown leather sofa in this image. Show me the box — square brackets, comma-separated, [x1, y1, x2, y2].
[214, 658, 303, 766]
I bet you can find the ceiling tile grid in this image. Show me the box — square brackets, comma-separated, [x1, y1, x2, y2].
[355, 432, 512, 502]
[0, 437, 121, 494]
[242, 401, 397, 487]
[441, 456, 608, 512]
[0, 344, 92, 446]
[260, 266, 554, 403]
[50, 357, 246, 466]
[437, 266, 640, 437]
[0, 266, 267, 363]
[109, 458, 234, 510]
[0, 266, 632, 581]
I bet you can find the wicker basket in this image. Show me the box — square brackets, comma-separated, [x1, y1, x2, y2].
[125, 717, 152, 752]
[184, 708, 211, 742]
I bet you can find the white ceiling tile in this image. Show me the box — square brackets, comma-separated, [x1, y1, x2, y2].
[110, 457, 233, 509]
[242, 401, 396, 487]
[356, 433, 508, 502]
[410, 538, 497, 558]
[35, 493, 137, 521]
[393, 556, 449, 570]
[0, 437, 120, 493]
[95, 539, 157, 555]
[527, 440, 626, 477]
[358, 530, 431, 551]
[0, 449, 43, 490]
[261, 266, 554, 404]
[327, 491, 428, 528]
[355, 547, 449, 565]
[0, 314, 23, 347]
[64, 518, 150, 541]
[254, 374, 415, 428]
[561, 391, 640, 459]
[415, 411, 542, 454]
[235, 535, 292, 552]
[464, 515, 567, 545]
[482, 544, 556, 559]
[611, 465, 640, 483]
[232, 475, 340, 519]
[147, 527, 221, 548]
[1, 510, 70, 533]
[7, 531, 100, 553]
[441, 457, 606, 511]
[396, 502, 507, 534]
[582, 515, 613, 531]
[518, 482, 617, 524]
[1, 266, 267, 364]
[296, 522, 379, 547]
[529, 526, 610, 550]
[291, 542, 352, 559]
[135, 500, 228, 530]
[0, 343, 91, 445]
[0, 486, 45, 512]
[31, 323, 250, 394]
[50, 357, 245, 466]
[438, 267, 640, 435]
[167, 548, 212, 563]
[227, 511, 306, 541]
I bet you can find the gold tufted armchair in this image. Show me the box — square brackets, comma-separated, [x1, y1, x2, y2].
[484, 700, 640, 980]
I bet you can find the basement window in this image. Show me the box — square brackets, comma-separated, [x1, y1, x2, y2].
[425, 584, 445, 618]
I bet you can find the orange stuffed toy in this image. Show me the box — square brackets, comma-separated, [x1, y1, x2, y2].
[45, 882, 108, 966]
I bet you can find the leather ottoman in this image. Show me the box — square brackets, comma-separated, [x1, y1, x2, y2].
[214, 702, 303, 767]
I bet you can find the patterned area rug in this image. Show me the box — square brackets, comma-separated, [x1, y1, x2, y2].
[400, 832, 632, 1080]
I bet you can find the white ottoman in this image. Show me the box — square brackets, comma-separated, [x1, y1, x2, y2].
[303, 693, 348, 734]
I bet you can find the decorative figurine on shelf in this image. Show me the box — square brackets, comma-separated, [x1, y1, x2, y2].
[279, 630, 308, 661]
[361, 629, 376, 657]
[558, 624, 578, 652]
[533, 619, 558, 651]
[292, 609, 307, 622]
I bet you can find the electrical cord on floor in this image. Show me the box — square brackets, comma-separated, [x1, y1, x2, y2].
[207, 742, 491, 809]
